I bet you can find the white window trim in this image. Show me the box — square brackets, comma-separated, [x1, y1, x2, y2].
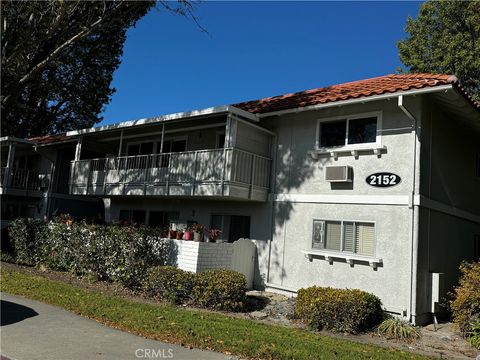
[315, 111, 383, 152]
[309, 218, 378, 260]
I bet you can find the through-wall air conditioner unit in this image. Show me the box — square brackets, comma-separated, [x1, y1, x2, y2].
[325, 166, 353, 182]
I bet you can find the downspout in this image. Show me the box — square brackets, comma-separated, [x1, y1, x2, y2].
[266, 133, 278, 286]
[398, 95, 421, 324]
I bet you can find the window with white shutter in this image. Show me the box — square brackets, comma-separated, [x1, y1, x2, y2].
[312, 219, 376, 257]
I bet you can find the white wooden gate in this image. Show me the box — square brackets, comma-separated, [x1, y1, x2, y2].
[232, 238, 256, 289]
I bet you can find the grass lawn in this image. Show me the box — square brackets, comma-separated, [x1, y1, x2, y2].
[0, 268, 430, 360]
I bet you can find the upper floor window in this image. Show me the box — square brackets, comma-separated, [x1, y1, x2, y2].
[316, 112, 381, 149]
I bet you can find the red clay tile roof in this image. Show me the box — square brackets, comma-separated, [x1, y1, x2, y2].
[29, 133, 71, 145]
[25, 73, 478, 145]
[233, 73, 472, 114]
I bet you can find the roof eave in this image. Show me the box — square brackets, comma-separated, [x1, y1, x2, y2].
[256, 84, 454, 118]
[0, 136, 34, 145]
[65, 105, 258, 137]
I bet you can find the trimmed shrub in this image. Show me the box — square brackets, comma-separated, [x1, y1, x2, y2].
[0, 251, 15, 263]
[193, 269, 247, 311]
[450, 261, 480, 337]
[295, 286, 383, 333]
[376, 317, 421, 340]
[144, 266, 194, 304]
[8, 218, 47, 265]
[8, 219, 175, 288]
[469, 320, 480, 349]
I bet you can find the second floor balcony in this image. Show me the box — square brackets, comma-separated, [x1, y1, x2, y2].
[69, 147, 271, 201]
[0, 167, 50, 196]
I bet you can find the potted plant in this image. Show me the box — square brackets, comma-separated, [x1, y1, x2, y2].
[184, 228, 193, 240]
[160, 227, 169, 238]
[207, 228, 222, 242]
[191, 223, 205, 242]
[176, 230, 184, 240]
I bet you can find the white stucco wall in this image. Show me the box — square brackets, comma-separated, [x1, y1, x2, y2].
[107, 197, 272, 288]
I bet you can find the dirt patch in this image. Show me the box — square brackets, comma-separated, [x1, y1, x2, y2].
[2, 262, 478, 359]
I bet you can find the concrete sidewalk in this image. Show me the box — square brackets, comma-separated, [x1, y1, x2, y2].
[0, 293, 234, 360]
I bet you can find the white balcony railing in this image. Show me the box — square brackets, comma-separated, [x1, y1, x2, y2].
[69, 148, 271, 201]
[0, 167, 50, 191]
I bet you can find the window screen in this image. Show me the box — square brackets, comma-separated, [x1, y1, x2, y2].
[355, 222, 375, 256]
[312, 219, 376, 256]
[325, 221, 341, 251]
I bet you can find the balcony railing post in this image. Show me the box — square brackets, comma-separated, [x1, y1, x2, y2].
[249, 154, 256, 200]
[192, 150, 198, 196]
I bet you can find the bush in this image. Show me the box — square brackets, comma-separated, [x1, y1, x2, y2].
[0, 251, 15, 263]
[376, 317, 421, 340]
[469, 320, 480, 349]
[450, 261, 480, 338]
[144, 266, 194, 304]
[8, 218, 47, 265]
[193, 269, 247, 311]
[295, 286, 383, 333]
[8, 219, 175, 288]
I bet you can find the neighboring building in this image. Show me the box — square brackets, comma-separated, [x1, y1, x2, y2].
[2, 74, 479, 324]
[0, 134, 103, 228]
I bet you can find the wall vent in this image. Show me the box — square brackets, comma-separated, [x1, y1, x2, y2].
[325, 166, 353, 182]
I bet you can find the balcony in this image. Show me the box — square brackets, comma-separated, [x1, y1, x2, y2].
[0, 167, 50, 196]
[69, 148, 271, 201]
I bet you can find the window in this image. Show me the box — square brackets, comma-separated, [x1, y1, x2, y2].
[148, 211, 179, 227]
[312, 219, 375, 256]
[211, 215, 250, 242]
[155, 138, 187, 168]
[317, 113, 380, 149]
[160, 139, 187, 153]
[127, 142, 154, 156]
[119, 209, 146, 225]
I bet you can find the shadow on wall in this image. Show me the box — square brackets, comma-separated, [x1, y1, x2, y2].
[158, 238, 179, 267]
[270, 137, 333, 284]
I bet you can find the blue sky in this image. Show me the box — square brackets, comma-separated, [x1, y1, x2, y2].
[100, 1, 422, 125]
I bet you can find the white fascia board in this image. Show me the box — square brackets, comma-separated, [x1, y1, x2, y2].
[0, 136, 33, 145]
[66, 105, 242, 137]
[257, 85, 453, 118]
[228, 106, 259, 122]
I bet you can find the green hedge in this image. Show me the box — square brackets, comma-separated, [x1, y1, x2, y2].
[144, 266, 247, 312]
[450, 261, 480, 342]
[193, 269, 247, 311]
[8, 218, 175, 287]
[295, 286, 383, 333]
[7, 218, 47, 266]
[144, 266, 195, 304]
